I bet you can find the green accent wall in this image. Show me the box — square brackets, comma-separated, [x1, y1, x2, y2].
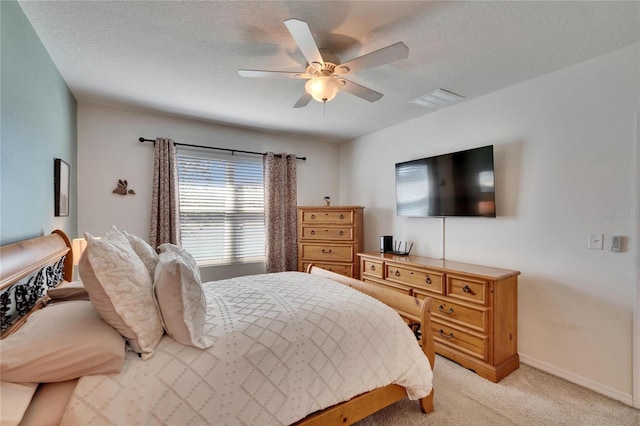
[1, 0, 77, 244]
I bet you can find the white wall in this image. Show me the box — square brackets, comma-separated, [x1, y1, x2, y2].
[77, 103, 340, 280]
[339, 44, 639, 403]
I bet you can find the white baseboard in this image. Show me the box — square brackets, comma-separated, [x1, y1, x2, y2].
[519, 354, 633, 406]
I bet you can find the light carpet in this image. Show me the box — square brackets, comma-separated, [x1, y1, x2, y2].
[356, 355, 640, 425]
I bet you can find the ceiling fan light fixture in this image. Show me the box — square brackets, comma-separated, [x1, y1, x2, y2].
[305, 76, 345, 103]
[239, 19, 409, 107]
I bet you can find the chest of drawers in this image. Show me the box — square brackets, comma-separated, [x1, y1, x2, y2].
[297, 206, 364, 279]
[359, 252, 520, 382]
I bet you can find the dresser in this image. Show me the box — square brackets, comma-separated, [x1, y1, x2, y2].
[358, 252, 520, 382]
[297, 206, 364, 279]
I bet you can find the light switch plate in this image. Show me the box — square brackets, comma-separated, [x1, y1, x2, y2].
[588, 233, 603, 250]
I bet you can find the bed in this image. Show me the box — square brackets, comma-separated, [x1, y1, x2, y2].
[0, 229, 434, 425]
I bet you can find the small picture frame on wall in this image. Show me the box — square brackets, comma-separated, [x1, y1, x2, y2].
[54, 158, 70, 217]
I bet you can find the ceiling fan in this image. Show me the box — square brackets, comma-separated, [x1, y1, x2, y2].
[238, 19, 409, 108]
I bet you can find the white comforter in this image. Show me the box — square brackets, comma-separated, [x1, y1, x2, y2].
[60, 272, 432, 425]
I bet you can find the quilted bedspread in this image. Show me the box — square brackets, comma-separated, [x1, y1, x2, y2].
[60, 272, 432, 425]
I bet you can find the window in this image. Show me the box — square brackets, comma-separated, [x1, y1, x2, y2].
[177, 149, 265, 266]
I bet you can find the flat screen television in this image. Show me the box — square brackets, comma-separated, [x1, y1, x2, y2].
[395, 145, 496, 217]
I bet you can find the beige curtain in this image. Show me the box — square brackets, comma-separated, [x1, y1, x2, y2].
[150, 137, 180, 249]
[263, 152, 298, 273]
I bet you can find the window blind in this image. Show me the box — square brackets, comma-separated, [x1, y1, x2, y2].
[177, 149, 265, 266]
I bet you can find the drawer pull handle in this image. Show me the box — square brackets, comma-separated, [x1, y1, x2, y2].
[394, 270, 401, 277]
[370, 265, 376, 271]
[339, 231, 344, 236]
[310, 230, 315, 235]
[339, 214, 344, 219]
[462, 285, 475, 295]
[438, 329, 455, 339]
[438, 305, 454, 315]
[408, 322, 421, 340]
[310, 214, 316, 219]
[321, 249, 332, 254]
[425, 275, 432, 285]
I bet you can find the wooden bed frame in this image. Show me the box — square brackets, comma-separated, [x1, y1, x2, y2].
[298, 266, 435, 425]
[0, 229, 72, 338]
[0, 231, 435, 425]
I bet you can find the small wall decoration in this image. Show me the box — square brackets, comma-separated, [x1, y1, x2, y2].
[54, 158, 70, 217]
[113, 179, 136, 195]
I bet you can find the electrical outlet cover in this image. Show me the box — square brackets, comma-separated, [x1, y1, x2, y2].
[611, 235, 622, 252]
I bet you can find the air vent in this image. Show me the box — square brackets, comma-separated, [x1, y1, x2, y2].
[410, 89, 464, 108]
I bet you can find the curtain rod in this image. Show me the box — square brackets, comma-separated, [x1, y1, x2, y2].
[138, 138, 306, 161]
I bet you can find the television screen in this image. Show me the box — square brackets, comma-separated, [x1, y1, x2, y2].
[395, 145, 496, 217]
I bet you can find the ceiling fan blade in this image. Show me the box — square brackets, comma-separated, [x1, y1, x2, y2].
[284, 19, 324, 67]
[238, 69, 310, 79]
[342, 79, 383, 103]
[293, 92, 312, 108]
[336, 42, 409, 75]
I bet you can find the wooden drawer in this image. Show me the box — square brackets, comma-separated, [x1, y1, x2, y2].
[301, 210, 354, 224]
[300, 244, 353, 262]
[298, 207, 363, 279]
[300, 225, 353, 241]
[386, 265, 444, 295]
[446, 274, 490, 305]
[363, 278, 411, 295]
[357, 251, 519, 382]
[362, 259, 384, 279]
[302, 262, 353, 277]
[428, 295, 490, 333]
[432, 320, 489, 361]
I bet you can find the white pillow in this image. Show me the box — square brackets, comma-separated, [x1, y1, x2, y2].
[0, 382, 38, 426]
[154, 244, 212, 349]
[0, 300, 125, 382]
[123, 230, 160, 279]
[47, 281, 89, 301]
[79, 227, 164, 359]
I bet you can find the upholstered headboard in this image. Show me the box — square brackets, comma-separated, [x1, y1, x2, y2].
[0, 230, 72, 337]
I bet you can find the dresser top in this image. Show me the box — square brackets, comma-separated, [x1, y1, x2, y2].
[297, 206, 364, 210]
[358, 252, 520, 280]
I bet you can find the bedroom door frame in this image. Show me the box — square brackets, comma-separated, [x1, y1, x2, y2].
[634, 111, 639, 409]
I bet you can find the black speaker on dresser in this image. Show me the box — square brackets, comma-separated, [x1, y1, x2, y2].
[380, 235, 393, 253]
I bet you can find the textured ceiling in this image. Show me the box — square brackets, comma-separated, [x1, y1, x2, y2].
[18, 1, 640, 142]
